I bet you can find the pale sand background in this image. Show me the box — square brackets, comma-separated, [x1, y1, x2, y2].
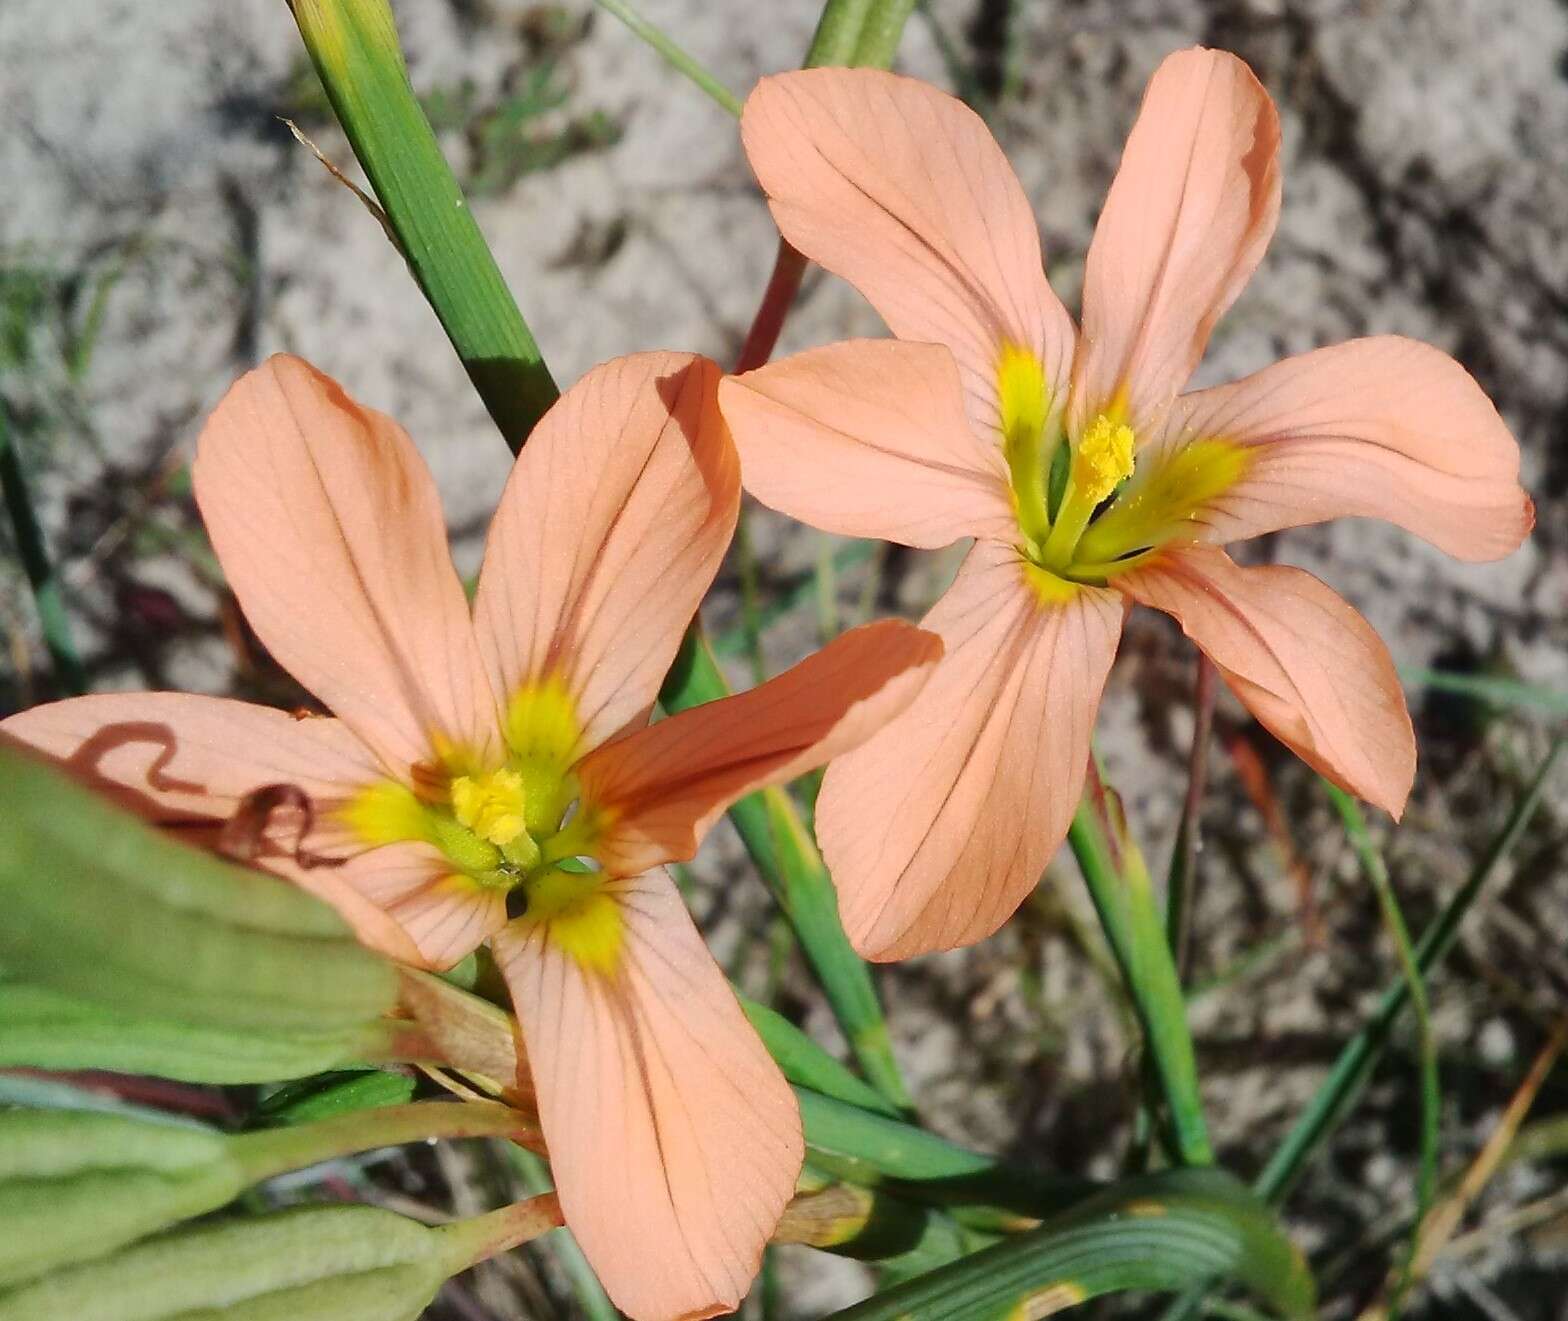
[3, 2, 1567, 1315]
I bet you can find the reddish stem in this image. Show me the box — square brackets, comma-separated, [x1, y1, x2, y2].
[734, 240, 808, 374]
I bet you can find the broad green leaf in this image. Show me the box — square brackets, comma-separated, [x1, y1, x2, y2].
[0, 1110, 244, 1289]
[0, 1204, 447, 1321]
[0, 1102, 538, 1292]
[821, 1169, 1314, 1320]
[0, 747, 396, 1033]
[0, 981, 400, 1084]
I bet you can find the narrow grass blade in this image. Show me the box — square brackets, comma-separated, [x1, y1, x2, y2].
[594, 0, 741, 116]
[0, 401, 86, 694]
[288, 0, 558, 450]
[660, 625, 912, 1111]
[1401, 666, 1568, 720]
[1326, 784, 1439, 1253]
[820, 1168, 1314, 1320]
[741, 996, 901, 1118]
[1258, 738, 1564, 1205]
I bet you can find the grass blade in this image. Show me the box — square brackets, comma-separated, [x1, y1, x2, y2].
[820, 1168, 1314, 1320]
[288, 0, 558, 451]
[594, 0, 741, 116]
[0, 401, 86, 695]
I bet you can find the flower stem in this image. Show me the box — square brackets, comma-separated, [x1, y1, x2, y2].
[229, 1100, 541, 1184]
[1070, 769, 1213, 1166]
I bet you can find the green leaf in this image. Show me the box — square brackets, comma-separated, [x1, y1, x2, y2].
[288, 0, 557, 451]
[1070, 787, 1213, 1166]
[820, 1169, 1314, 1320]
[0, 1110, 245, 1290]
[0, 746, 397, 1033]
[0, 1204, 449, 1321]
[0, 1102, 538, 1292]
[797, 1087, 1090, 1221]
[0, 981, 400, 1084]
[254, 1069, 417, 1125]
[740, 996, 901, 1119]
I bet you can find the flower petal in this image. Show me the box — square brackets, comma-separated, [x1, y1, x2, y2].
[193, 356, 495, 779]
[741, 68, 1076, 437]
[719, 340, 1015, 548]
[818, 543, 1125, 961]
[581, 619, 942, 877]
[1138, 337, 1533, 562]
[472, 353, 740, 759]
[495, 870, 801, 1321]
[264, 845, 444, 968]
[0, 692, 378, 837]
[0, 691, 437, 964]
[1073, 48, 1281, 431]
[1117, 543, 1414, 816]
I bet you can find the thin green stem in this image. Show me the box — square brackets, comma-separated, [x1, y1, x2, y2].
[1260, 741, 1561, 1204]
[228, 1101, 539, 1184]
[0, 401, 86, 695]
[1070, 777, 1213, 1167]
[594, 0, 743, 116]
[1166, 656, 1217, 981]
[1326, 783, 1437, 1307]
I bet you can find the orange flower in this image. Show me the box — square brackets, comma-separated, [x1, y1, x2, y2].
[719, 49, 1532, 961]
[2, 352, 940, 1320]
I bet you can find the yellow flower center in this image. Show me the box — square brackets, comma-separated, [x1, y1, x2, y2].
[993, 346, 1252, 586]
[450, 769, 528, 847]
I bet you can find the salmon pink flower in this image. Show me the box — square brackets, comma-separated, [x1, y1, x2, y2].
[1, 352, 941, 1320]
[718, 50, 1532, 961]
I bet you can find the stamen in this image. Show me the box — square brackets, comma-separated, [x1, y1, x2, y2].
[451, 769, 529, 847]
[1038, 411, 1137, 572]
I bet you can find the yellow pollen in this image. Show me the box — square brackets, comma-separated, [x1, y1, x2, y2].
[1074, 413, 1136, 506]
[450, 769, 528, 847]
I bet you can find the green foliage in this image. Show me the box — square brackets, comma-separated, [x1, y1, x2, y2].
[0, 747, 397, 1033]
[0, 980, 397, 1084]
[0, 1110, 244, 1290]
[0, 1204, 457, 1321]
[823, 1169, 1314, 1320]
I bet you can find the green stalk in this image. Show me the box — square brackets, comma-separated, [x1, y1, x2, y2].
[1070, 781, 1213, 1167]
[807, 0, 917, 68]
[1326, 784, 1439, 1257]
[229, 1101, 538, 1183]
[287, 0, 558, 451]
[595, 0, 742, 115]
[0, 401, 86, 694]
